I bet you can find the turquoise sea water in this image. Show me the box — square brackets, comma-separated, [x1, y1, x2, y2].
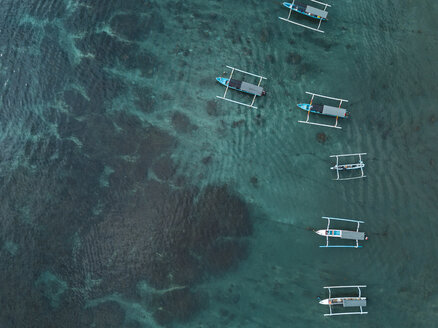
[0, 0, 437, 327]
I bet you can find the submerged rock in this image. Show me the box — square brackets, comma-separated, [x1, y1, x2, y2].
[171, 111, 198, 134]
[232, 119, 245, 128]
[287, 52, 302, 65]
[78, 182, 252, 323]
[152, 155, 176, 180]
[201, 155, 213, 165]
[250, 176, 259, 187]
[203, 239, 249, 274]
[206, 100, 221, 116]
[316, 132, 327, 144]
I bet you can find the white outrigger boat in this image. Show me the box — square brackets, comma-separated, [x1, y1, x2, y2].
[216, 66, 267, 109]
[298, 92, 349, 129]
[320, 285, 367, 316]
[316, 217, 367, 248]
[279, 0, 331, 33]
[330, 153, 367, 180]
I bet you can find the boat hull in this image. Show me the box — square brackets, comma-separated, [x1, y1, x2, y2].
[283, 2, 327, 21]
[216, 77, 264, 96]
[297, 103, 347, 118]
[330, 163, 365, 171]
[320, 297, 366, 306]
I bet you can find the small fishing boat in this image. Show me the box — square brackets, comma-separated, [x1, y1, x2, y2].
[330, 162, 364, 171]
[282, 2, 328, 21]
[319, 296, 368, 309]
[216, 65, 267, 109]
[297, 92, 349, 129]
[316, 217, 368, 248]
[320, 285, 368, 316]
[216, 77, 266, 97]
[297, 103, 347, 118]
[279, 0, 331, 33]
[319, 297, 366, 306]
[330, 153, 367, 180]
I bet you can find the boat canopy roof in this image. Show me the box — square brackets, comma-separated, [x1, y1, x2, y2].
[341, 231, 365, 241]
[343, 299, 367, 308]
[306, 5, 328, 19]
[322, 105, 347, 117]
[240, 81, 264, 96]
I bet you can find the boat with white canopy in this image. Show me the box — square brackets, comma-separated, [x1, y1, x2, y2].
[316, 217, 368, 248]
[320, 285, 368, 316]
[298, 91, 349, 129]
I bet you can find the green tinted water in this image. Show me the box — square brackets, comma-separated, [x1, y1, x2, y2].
[163, 1, 438, 327]
[0, 0, 436, 327]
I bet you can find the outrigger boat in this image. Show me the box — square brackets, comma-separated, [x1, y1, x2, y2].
[216, 66, 267, 109]
[330, 153, 367, 181]
[316, 217, 368, 248]
[279, 0, 331, 33]
[298, 92, 349, 129]
[320, 285, 368, 316]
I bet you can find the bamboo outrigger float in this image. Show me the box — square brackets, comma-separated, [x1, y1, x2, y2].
[279, 0, 331, 33]
[298, 92, 349, 129]
[316, 217, 368, 248]
[216, 66, 267, 109]
[330, 153, 367, 180]
[320, 285, 368, 316]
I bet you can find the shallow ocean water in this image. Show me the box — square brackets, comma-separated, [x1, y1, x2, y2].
[0, 0, 437, 327]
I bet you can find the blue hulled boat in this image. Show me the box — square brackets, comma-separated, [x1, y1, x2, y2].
[297, 103, 347, 118]
[216, 77, 266, 96]
[283, 2, 328, 21]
